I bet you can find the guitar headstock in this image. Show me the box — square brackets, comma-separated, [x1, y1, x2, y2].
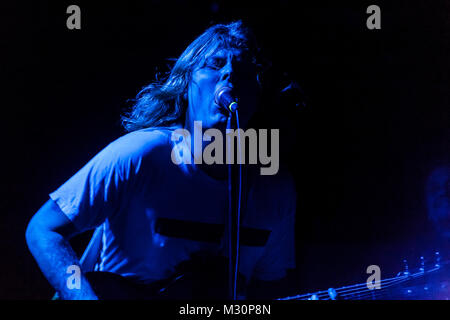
[398, 251, 441, 276]
[391, 251, 449, 300]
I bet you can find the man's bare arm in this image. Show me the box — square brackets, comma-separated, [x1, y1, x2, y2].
[25, 199, 98, 300]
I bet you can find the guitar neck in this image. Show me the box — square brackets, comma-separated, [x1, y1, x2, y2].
[278, 263, 446, 300]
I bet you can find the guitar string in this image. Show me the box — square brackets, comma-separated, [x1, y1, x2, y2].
[338, 279, 411, 299]
[339, 276, 430, 300]
[314, 269, 440, 300]
[280, 257, 448, 300]
[280, 266, 443, 300]
[335, 274, 419, 297]
[320, 289, 389, 300]
[337, 267, 441, 298]
[307, 277, 408, 300]
[279, 276, 408, 300]
[299, 280, 412, 300]
[302, 272, 433, 300]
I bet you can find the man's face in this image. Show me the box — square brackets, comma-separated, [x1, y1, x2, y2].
[186, 48, 260, 131]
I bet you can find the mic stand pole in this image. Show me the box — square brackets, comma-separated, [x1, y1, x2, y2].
[226, 114, 239, 300]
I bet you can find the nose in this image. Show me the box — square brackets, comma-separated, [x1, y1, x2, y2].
[220, 60, 233, 83]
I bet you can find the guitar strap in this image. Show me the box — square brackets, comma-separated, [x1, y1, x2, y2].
[79, 225, 103, 271]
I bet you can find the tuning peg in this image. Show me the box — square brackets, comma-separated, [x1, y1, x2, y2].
[419, 256, 425, 273]
[403, 259, 410, 276]
[328, 288, 338, 300]
[309, 294, 319, 300]
[435, 251, 441, 268]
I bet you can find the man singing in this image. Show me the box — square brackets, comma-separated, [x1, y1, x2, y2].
[26, 21, 297, 300]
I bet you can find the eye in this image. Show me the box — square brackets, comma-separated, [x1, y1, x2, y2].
[204, 57, 226, 70]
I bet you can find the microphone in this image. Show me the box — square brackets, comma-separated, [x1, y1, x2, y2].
[215, 87, 238, 112]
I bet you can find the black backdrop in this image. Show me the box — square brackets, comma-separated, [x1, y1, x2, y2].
[2, 0, 449, 299]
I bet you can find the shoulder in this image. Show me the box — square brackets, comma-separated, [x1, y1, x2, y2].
[89, 126, 180, 172]
[105, 126, 179, 159]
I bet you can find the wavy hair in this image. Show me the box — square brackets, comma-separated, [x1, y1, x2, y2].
[121, 20, 261, 132]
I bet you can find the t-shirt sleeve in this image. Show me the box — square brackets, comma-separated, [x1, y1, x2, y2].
[252, 175, 296, 281]
[49, 134, 148, 233]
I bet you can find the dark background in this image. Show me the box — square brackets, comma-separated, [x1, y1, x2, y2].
[2, 0, 449, 299]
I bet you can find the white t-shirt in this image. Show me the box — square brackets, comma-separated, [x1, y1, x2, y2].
[50, 126, 296, 286]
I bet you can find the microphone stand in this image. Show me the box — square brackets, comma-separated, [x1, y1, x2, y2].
[225, 111, 242, 301]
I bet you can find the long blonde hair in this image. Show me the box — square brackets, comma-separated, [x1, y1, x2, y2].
[121, 20, 259, 132]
